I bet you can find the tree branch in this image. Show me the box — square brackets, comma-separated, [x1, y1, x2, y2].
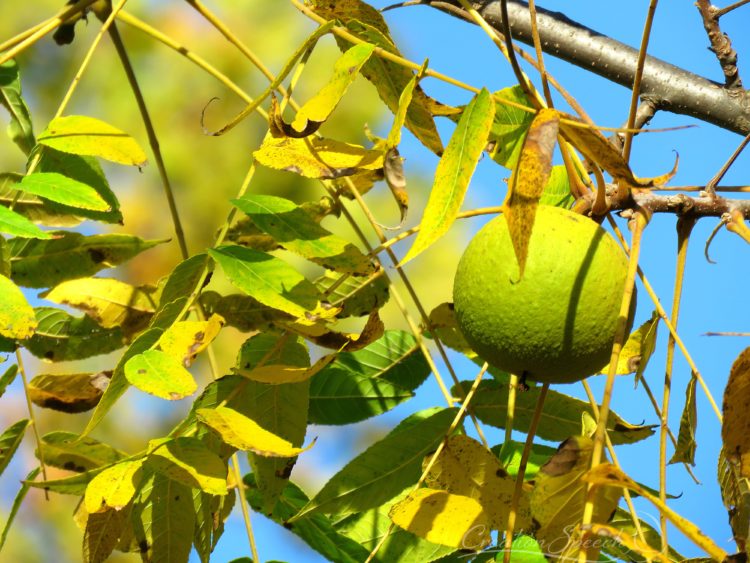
[421, 0, 750, 136]
[695, 0, 742, 89]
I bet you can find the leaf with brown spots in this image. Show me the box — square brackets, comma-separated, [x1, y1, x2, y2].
[124, 349, 197, 401]
[723, 347, 750, 477]
[158, 314, 225, 367]
[28, 371, 111, 413]
[37, 431, 125, 472]
[0, 273, 36, 339]
[503, 108, 559, 279]
[7, 232, 163, 288]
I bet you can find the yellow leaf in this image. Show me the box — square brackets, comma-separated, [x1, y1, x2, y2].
[584, 523, 668, 562]
[148, 438, 227, 496]
[558, 114, 677, 187]
[236, 352, 335, 384]
[530, 436, 621, 559]
[723, 347, 750, 478]
[41, 277, 156, 332]
[503, 108, 559, 279]
[289, 309, 384, 351]
[196, 406, 314, 457]
[424, 434, 531, 530]
[583, 463, 727, 561]
[37, 115, 147, 167]
[600, 311, 659, 376]
[158, 314, 225, 366]
[0, 273, 37, 339]
[254, 134, 384, 179]
[388, 488, 491, 549]
[84, 459, 144, 513]
[291, 43, 375, 132]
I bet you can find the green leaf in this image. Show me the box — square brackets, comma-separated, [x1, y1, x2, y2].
[158, 253, 210, 307]
[209, 245, 320, 318]
[26, 465, 103, 496]
[237, 332, 310, 514]
[293, 407, 458, 519]
[486, 85, 534, 169]
[0, 273, 37, 339]
[38, 431, 125, 472]
[244, 474, 371, 563]
[494, 440, 558, 480]
[600, 311, 659, 376]
[25, 307, 124, 362]
[124, 349, 197, 400]
[314, 270, 390, 318]
[335, 488, 458, 562]
[669, 375, 698, 465]
[292, 42, 375, 131]
[0, 172, 81, 227]
[82, 327, 163, 436]
[453, 380, 655, 445]
[0, 204, 52, 239]
[0, 419, 29, 477]
[37, 115, 148, 166]
[232, 194, 374, 275]
[147, 437, 227, 496]
[28, 371, 110, 413]
[539, 165, 575, 208]
[193, 489, 235, 562]
[35, 147, 123, 224]
[506, 535, 547, 563]
[0, 467, 39, 550]
[83, 506, 130, 563]
[401, 88, 495, 264]
[200, 291, 283, 332]
[308, 330, 430, 425]
[131, 471, 195, 563]
[18, 172, 109, 211]
[8, 232, 162, 288]
[0, 59, 34, 155]
[0, 363, 18, 399]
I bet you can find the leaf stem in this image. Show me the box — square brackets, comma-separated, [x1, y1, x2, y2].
[502, 382, 549, 563]
[107, 19, 189, 259]
[659, 216, 695, 554]
[14, 350, 48, 500]
[230, 453, 261, 563]
[579, 212, 646, 563]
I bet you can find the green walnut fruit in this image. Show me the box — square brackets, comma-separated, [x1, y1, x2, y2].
[453, 205, 634, 384]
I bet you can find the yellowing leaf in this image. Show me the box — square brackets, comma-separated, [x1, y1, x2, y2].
[37, 115, 147, 167]
[0, 274, 36, 339]
[291, 43, 375, 132]
[401, 88, 495, 265]
[558, 113, 677, 187]
[41, 277, 156, 333]
[148, 437, 227, 496]
[124, 349, 197, 400]
[84, 459, 144, 513]
[586, 523, 667, 562]
[196, 406, 313, 457]
[530, 436, 621, 559]
[18, 172, 110, 211]
[236, 352, 334, 384]
[425, 434, 531, 530]
[290, 309, 384, 352]
[388, 488, 490, 549]
[583, 463, 727, 561]
[669, 375, 698, 465]
[723, 347, 750, 477]
[503, 108, 560, 278]
[28, 371, 110, 413]
[254, 134, 384, 180]
[486, 85, 535, 169]
[600, 311, 659, 375]
[158, 314, 225, 367]
[718, 447, 750, 551]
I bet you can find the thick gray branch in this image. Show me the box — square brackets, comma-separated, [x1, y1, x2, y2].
[428, 0, 750, 136]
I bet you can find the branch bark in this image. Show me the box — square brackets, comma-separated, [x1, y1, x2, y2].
[423, 0, 750, 136]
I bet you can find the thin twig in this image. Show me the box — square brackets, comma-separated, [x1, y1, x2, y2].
[623, 0, 659, 162]
[705, 133, 750, 196]
[715, 0, 750, 17]
[502, 383, 549, 563]
[230, 453, 261, 563]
